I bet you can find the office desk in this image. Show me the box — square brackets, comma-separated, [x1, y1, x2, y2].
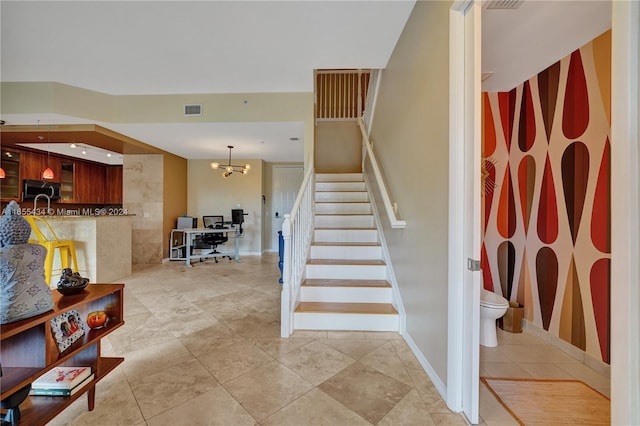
[169, 227, 240, 266]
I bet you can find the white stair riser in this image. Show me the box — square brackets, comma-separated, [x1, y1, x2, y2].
[305, 264, 387, 280]
[300, 286, 392, 303]
[316, 173, 363, 182]
[314, 229, 378, 243]
[315, 215, 375, 228]
[316, 192, 368, 202]
[294, 312, 398, 331]
[315, 203, 372, 214]
[316, 182, 366, 192]
[310, 245, 382, 260]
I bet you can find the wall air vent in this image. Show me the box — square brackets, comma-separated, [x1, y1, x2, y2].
[484, 0, 524, 10]
[184, 104, 202, 116]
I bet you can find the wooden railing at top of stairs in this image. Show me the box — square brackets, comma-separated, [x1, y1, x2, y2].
[315, 69, 370, 121]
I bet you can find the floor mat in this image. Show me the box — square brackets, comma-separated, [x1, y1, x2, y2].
[481, 377, 610, 425]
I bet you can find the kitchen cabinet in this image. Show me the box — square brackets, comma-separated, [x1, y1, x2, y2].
[74, 162, 106, 204]
[0, 149, 21, 200]
[105, 166, 123, 204]
[0, 284, 124, 425]
[20, 150, 61, 182]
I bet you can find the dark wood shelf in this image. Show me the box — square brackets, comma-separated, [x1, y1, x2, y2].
[0, 284, 125, 425]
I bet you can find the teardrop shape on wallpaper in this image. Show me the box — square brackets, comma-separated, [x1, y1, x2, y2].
[525, 260, 535, 322]
[559, 256, 586, 350]
[483, 159, 497, 230]
[518, 80, 536, 152]
[497, 241, 516, 300]
[483, 93, 497, 157]
[562, 50, 590, 139]
[537, 61, 561, 142]
[562, 142, 590, 245]
[516, 248, 529, 307]
[498, 91, 515, 151]
[497, 167, 517, 238]
[481, 243, 494, 291]
[590, 258, 610, 363]
[592, 138, 611, 253]
[518, 155, 536, 234]
[537, 155, 559, 244]
[536, 247, 558, 331]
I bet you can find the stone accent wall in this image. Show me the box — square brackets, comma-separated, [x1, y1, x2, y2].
[123, 154, 164, 264]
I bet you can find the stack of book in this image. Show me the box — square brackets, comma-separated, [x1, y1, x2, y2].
[30, 366, 94, 396]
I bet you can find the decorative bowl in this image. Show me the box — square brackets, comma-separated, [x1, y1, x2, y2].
[57, 281, 88, 295]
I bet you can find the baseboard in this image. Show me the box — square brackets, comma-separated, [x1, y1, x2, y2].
[523, 320, 610, 377]
[402, 331, 448, 403]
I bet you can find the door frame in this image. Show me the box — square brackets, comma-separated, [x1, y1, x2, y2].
[447, 1, 481, 423]
[270, 165, 304, 251]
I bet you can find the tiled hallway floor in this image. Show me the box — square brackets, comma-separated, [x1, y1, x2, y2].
[48, 253, 609, 425]
[49, 254, 468, 425]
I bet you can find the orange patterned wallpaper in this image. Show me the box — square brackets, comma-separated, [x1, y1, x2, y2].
[482, 30, 611, 363]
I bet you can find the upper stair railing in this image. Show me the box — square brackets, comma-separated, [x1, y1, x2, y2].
[316, 69, 371, 121]
[280, 159, 315, 337]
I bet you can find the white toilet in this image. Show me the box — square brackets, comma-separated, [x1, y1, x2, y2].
[480, 288, 510, 347]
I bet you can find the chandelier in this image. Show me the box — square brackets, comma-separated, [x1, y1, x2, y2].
[210, 145, 250, 178]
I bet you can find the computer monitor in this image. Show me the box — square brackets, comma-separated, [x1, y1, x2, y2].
[176, 216, 197, 229]
[231, 209, 244, 225]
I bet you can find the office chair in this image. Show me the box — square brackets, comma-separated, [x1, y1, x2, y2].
[202, 215, 230, 262]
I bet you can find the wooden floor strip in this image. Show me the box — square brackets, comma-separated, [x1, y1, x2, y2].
[303, 279, 391, 288]
[481, 378, 610, 426]
[307, 259, 385, 266]
[295, 302, 398, 315]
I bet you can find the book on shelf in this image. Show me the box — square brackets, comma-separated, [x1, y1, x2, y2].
[50, 309, 86, 353]
[32, 366, 92, 390]
[30, 374, 94, 397]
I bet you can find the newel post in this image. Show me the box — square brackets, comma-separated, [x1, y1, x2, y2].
[280, 214, 292, 337]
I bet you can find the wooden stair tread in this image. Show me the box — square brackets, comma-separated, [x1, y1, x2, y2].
[315, 201, 370, 203]
[312, 242, 380, 247]
[295, 302, 398, 315]
[315, 227, 377, 231]
[315, 213, 373, 216]
[303, 279, 391, 288]
[307, 259, 385, 266]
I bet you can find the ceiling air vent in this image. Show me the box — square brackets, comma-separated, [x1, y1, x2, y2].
[184, 104, 202, 116]
[484, 0, 524, 10]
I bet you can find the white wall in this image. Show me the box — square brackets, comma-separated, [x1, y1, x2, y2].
[368, 1, 452, 385]
[187, 159, 263, 254]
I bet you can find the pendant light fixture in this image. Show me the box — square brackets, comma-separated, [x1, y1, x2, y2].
[210, 145, 250, 178]
[42, 124, 54, 180]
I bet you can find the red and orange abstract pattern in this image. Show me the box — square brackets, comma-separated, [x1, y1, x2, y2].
[482, 31, 611, 363]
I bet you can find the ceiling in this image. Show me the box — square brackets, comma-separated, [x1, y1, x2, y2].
[0, 1, 611, 163]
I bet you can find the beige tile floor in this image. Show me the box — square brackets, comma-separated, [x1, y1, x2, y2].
[47, 253, 609, 426]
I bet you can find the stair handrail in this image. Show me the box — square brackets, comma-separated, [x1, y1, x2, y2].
[280, 160, 315, 337]
[358, 117, 407, 229]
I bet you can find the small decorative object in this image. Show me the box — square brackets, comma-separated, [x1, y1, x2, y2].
[86, 310, 108, 329]
[56, 268, 89, 295]
[50, 309, 85, 353]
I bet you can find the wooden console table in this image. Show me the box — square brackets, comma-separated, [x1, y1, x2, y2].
[0, 284, 124, 425]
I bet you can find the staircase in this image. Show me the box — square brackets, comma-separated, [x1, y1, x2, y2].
[293, 173, 399, 331]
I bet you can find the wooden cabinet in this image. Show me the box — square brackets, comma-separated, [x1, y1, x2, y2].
[0, 149, 21, 200]
[105, 166, 123, 204]
[0, 284, 124, 426]
[74, 162, 106, 204]
[20, 150, 61, 182]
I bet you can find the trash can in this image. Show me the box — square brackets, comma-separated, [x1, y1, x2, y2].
[278, 231, 284, 284]
[501, 303, 524, 333]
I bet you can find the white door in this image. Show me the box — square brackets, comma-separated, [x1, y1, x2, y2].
[272, 166, 304, 251]
[448, 1, 481, 424]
